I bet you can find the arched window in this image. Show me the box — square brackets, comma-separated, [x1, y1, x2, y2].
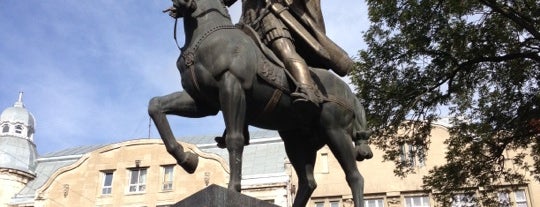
[1, 125, 9, 133]
[15, 125, 23, 134]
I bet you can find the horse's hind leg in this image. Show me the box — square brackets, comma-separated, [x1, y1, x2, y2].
[148, 91, 218, 173]
[279, 130, 317, 207]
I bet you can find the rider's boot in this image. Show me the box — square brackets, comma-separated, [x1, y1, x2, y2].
[287, 57, 322, 113]
[291, 84, 321, 113]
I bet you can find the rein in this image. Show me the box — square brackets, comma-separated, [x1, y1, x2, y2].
[174, 18, 182, 51]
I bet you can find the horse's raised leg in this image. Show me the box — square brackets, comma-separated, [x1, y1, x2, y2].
[148, 91, 218, 173]
[219, 72, 246, 192]
[279, 130, 318, 207]
[321, 108, 364, 207]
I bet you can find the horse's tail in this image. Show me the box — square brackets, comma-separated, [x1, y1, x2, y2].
[352, 96, 373, 161]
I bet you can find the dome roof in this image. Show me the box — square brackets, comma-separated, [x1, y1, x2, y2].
[0, 92, 38, 175]
[0, 92, 35, 128]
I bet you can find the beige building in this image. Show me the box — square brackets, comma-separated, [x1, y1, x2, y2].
[307, 124, 539, 207]
[6, 131, 291, 207]
[1, 94, 539, 207]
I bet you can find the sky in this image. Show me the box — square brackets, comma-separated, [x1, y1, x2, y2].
[0, 0, 368, 155]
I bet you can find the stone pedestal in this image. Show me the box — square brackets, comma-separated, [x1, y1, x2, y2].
[173, 184, 279, 207]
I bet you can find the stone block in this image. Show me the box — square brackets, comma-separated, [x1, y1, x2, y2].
[173, 184, 279, 207]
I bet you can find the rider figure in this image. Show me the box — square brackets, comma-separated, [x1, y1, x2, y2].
[227, 0, 322, 110]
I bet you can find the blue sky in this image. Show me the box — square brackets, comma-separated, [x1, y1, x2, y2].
[0, 1, 368, 155]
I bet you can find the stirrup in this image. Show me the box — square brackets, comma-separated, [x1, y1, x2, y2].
[292, 84, 322, 103]
[291, 84, 322, 115]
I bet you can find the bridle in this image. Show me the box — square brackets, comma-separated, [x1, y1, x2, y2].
[164, 0, 197, 51]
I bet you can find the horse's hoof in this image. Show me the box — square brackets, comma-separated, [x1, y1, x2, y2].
[355, 145, 373, 161]
[215, 136, 226, 149]
[179, 152, 199, 174]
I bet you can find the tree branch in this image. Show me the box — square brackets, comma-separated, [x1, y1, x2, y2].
[410, 50, 539, 100]
[460, 52, 540, 66]
[480, 0, 540, 40]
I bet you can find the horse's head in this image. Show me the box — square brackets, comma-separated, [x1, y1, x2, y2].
[164, 0, 198, 19]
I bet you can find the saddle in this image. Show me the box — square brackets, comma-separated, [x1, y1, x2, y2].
[236, 23, 295, 94]
[236, 23, 357, 109]
[236, 24, 355, 114]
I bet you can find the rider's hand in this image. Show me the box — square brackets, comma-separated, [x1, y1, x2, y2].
[163, 6, 179, 18]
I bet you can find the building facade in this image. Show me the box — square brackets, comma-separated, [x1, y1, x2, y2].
[1, 94, 539, 207]
[305, 124, 539, 207]
[7, 132, 292, 207]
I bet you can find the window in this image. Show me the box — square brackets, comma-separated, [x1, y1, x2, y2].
[330, 200, 340, 207]
[162, 165, 174, 191]
[405, 196, 430, 207]
[320, 153, 329, 173]
[15, 125, 22, 134]
[515, 190, 528, 207]
[451, 194, 477, 207]
[101, 171, 114, 195]
[129, 168, 147, 193]
[498, 191, 510, 207]
[365, 198, 384, 207]
[314, 201, 324, 207]
[400, 144, 425, 167]
[2, 125, 8, 133]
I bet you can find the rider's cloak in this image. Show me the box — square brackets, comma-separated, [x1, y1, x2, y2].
[286, 0, 355, 76]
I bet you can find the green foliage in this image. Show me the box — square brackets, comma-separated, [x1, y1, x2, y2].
[351, 0, 539, 204]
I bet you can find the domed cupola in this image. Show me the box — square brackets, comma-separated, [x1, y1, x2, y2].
[0, 92, 38, 174]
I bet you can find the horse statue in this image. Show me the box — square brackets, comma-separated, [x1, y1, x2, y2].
[148, 0, 373, 206]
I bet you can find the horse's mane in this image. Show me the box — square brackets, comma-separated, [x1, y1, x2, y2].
[192, 0, 231, 21]
[194, 8, 231, 20]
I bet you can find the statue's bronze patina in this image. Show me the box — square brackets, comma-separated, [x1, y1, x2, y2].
[149, 0, 372, 206]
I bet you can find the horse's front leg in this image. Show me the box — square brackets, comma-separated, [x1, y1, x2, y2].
[148, 91, 218, 173]
[219, 72, 247, 192]
[321, 106, 365, 207]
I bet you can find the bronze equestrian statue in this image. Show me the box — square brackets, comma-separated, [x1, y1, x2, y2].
[148, 0, 372, 206]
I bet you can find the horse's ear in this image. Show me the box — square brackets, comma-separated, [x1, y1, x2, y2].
[185, 0, 197, 12]
[173, 0, 197, 13]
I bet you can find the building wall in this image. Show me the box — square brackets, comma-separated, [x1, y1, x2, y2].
[241, 173, 292, 206]
[17, 125, 540, 207]
[0, 169, 33, 207]
[301, 124, 540, 207]
[33, 139, 231, 207]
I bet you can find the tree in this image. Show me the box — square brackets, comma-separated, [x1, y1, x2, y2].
[351, 0, 539, 205]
